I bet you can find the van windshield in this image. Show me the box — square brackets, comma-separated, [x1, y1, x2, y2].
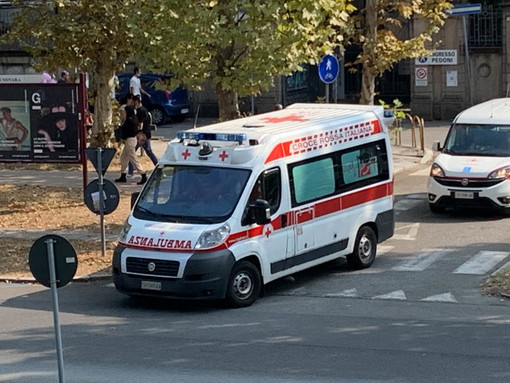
[133, 165, 251, 224]
[443, 124, 510, 157]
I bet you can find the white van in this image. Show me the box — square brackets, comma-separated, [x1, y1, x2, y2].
[428, 98, 510, 213]
[113, 103, 395, 307]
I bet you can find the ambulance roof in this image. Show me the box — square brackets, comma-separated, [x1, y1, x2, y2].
[162, 103, 388, 167]
[454, 98, 510, 126]
[185, 103, 385, 142]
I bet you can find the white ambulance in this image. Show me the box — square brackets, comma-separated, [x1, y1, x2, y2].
[428, 98, 510, 213]
[113, 103, 395, 307]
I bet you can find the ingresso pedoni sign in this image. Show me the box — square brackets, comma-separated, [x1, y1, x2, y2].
[415, 49, 458, 66]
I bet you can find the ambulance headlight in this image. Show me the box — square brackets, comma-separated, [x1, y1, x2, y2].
[430, 163, 445, 178]
[196, 223, 230, 249]
[488, 166, 510, 179]
[119, 220, 132, 243]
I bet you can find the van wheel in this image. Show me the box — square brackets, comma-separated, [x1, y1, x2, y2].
[149, 106, 166, 125]
[347, 226, 377, 270]
[225, 261, 261, 308]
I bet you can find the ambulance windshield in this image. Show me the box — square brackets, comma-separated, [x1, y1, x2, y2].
[443, 124, 510, 157]
[133, 165, 251, 224]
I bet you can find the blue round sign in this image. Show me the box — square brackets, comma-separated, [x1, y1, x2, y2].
[318, 55, 339, 84]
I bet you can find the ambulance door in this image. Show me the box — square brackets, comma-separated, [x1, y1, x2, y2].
[289, 155, 341, 259]
[242, 167, 292, 270]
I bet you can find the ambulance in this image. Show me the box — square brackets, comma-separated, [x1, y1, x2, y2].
[113, 103, 395, 307]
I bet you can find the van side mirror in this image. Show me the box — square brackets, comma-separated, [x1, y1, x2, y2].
[131, 192, 140, 208]
[432, 141, 442, 152]
[253, 199, 271, 225]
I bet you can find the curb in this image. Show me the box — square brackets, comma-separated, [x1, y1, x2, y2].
[0, 273, 112, 285]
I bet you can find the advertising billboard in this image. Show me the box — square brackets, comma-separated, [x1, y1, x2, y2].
[0, 84, 82, 162]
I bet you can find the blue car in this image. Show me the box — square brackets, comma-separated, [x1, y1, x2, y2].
[116, 73, 190, 125]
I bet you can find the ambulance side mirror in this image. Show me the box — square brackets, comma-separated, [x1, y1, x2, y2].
[253, 199, 271, 225]
[131, 192, 140, 208]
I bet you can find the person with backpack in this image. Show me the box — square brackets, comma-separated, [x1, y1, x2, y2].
[115, 104, 147, 185]
[127, 95, 158, 178]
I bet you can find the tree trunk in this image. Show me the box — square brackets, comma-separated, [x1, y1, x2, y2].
[359, 0, 377, 105]
[360, 62, 376, 105]
[216, 84, 240, 121]
[89, 69, 116, 148]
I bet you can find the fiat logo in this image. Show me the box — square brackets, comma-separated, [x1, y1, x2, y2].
[147, 262, 156, 272]
[461, 178, 469, 186]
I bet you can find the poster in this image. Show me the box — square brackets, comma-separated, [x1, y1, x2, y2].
[0, 84, 82, 162]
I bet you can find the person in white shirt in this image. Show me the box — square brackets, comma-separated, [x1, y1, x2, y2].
[129, 67, 151, 98]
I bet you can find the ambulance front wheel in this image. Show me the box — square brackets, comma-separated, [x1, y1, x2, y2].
[225, 261, 261, 308]
[347, 226, 377, 270]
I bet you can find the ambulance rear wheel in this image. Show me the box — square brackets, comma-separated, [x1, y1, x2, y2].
[347, 226, 377, 270]
[225, 261, 261, 308]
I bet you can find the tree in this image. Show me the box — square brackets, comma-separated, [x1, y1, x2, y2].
[2, 0, 149, 147]
[351, 0, 451, 105]
[135, 0, 355, 121]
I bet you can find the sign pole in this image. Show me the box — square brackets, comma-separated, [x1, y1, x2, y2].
[462, 15, 473, 106]
[97, 148, 106, 257]
[325, 84, 330, 103]
[46, 238, 66, 383]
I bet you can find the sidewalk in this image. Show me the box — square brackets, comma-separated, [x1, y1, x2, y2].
[0, 119, 451, 188]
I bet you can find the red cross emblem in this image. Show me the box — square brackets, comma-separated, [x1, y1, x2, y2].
[219, 150, 229, 162]
[182, 149, 191, 160]
[264, 226, 272, 238]
[260, 114, 308, 123]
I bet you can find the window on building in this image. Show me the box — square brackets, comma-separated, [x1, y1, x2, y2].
[468, 1, 502, 48]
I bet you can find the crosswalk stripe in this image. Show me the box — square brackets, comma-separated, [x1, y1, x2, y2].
[392, 249, 450, 271]
[454, 251, 509, 275]
[372, 290, 407, 300]
[491, 260, 510, 276]
[325, 288, 358, 298]
[421, 293, 458, 303]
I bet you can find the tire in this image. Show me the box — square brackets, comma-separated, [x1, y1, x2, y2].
[225, 261, 261, 308]
[429, 203, 445, 214]
[346, 226, 377, 270]
[149, 107, 166, 125]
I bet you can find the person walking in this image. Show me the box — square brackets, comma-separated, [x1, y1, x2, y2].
[129, 67, 151, 98]
[115, 105, 147, 185]
[127, 95, 158, 178]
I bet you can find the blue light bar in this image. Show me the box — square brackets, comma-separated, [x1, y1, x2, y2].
[177, 131, 247, 143]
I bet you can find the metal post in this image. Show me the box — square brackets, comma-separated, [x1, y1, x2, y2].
[97, 149, 106, 257]
[46, 239, 65, 383]
[325, 84, 329, 103]
[462, 15, 473, 106]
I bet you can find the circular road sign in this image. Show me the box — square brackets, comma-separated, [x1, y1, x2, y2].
[29, 235, 78, 288]
[318, 54, 339, 84]
[84, 179, 120, 215]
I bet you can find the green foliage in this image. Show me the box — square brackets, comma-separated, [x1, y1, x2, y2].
[134, 0, 354, 119]
[352, 0, 452, 104]
[2, 0, 148, 147]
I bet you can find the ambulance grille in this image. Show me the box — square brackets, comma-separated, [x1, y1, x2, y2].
[126, 257, 179, 277]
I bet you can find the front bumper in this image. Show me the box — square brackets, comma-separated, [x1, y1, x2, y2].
[427, 176, 510, 211]
[112, 245, 235, 300]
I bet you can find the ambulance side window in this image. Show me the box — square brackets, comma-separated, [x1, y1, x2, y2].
[242, 167, 281, 226]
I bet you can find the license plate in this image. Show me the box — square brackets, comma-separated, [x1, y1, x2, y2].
[141, 281, 161, 291]
[454, 191, 474, 199]
[181, 108, 190, 114]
